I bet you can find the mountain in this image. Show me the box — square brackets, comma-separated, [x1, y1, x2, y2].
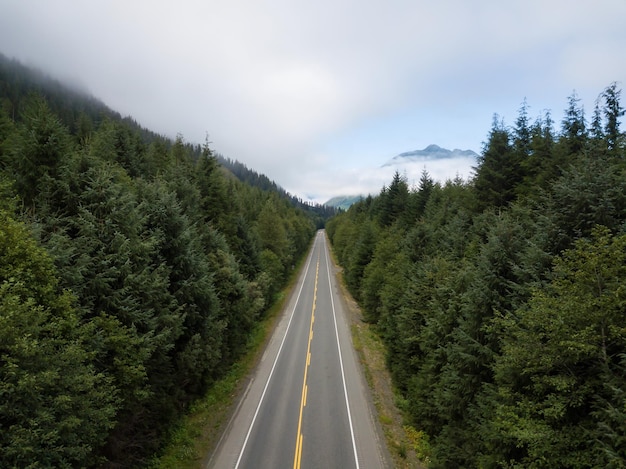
[325, 195, 363, 210]
[383, 144, 478, 166]
[325, 145, 479, 210]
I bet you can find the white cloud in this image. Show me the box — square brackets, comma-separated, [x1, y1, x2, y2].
[0, 0, 624, 201]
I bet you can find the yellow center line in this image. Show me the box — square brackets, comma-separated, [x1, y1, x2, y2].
[293, 256, 319, 469]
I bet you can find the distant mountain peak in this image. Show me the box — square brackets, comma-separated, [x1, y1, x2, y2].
[384, 144, 478, 166]
[423, 143, 445, 152]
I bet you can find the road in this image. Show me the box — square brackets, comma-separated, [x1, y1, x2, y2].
[207, 230, 389, 469]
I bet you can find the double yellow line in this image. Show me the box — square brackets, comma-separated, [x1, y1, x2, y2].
[293, 257, 319, 469]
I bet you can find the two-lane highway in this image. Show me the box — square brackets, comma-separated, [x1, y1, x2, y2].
[207, 230, 389, 469]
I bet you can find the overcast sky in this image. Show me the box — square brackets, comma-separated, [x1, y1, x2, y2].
[1, 0, 625, 202]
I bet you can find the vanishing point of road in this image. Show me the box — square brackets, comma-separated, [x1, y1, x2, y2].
[207, 230, 390, 469]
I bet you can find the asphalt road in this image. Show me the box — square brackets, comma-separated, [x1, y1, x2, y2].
[207, 230, 389, 469]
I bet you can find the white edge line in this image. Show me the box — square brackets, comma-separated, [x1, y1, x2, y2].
[323, 234, 360, 469]
[234, 234, 319, 468]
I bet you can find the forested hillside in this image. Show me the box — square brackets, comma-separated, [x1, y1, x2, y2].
[0, 56, 317, 467]
[219, 156, 337, 228]
[327, 84, 626, 467]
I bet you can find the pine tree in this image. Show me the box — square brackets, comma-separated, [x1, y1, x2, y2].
[513, 98, 532, 161]
[377, 170, 409, 226]
[492, 228, 626, 467]
[548, 152, 626, 244]
[0, 105, 14, 163]
[473, 115, 515, 209]
[518, 111, 556, 195]
[0, 206, 118, 467]
[589, 98, 607, 155]
[414, 169, 435, 219]
[360, 228, 405, 323]
[7, 95, 72, 206]
[602, 82, 624, 155]
[197, 139, 230, 228]
[256, 197, 290, 266]
[560, 91, 587, 156]
[345, 219, 378, 298]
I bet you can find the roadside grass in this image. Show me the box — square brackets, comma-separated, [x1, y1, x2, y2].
[150, 255, 307, 469]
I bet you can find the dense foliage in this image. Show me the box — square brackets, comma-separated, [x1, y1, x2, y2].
[327, 84, 626, 467]
[0, 56, 316, 467]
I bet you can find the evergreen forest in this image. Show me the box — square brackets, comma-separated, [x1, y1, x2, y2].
[0, 55, 322, 467]
[327, 84, 626, 467]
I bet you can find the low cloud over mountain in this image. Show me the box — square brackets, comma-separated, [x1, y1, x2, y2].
[383, 144, 479, 166]
[323, 144, 478, 207]
[382, 144, 478, 187]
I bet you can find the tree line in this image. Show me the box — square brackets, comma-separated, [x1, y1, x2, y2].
[0, 57, 316, 467]
[327, 84, 626, 468]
